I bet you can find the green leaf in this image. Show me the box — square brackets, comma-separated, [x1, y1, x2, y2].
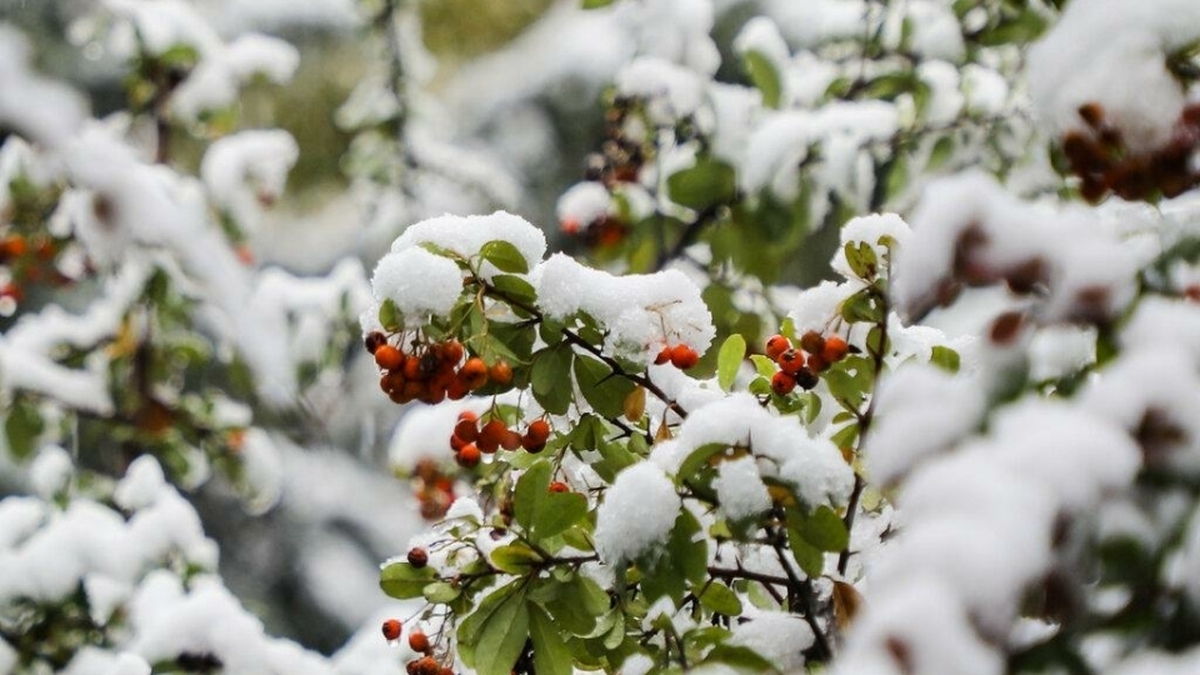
[743, 50, 782, 108]
[423, 581, 461, 605]
[698, 583, 743, 616]
[582, 0, 616, 7]
[927, 135, 955, 171]
[480, 239, 530, 274]
[379, 562, 436, 599]
[531, 343, 575, 415]
[785, 527, 824, 578]
[460, 583, 530, 675]
[717, 334, 746, 392]
[667, 158, 737, 211]
[843, 242, 879, 280]
[788, 505, 850, 552]
[530, 604, 574, 675]
[490, 273, 539, 308]
[749, 354, 777, 378]
[515, 459, 589, 542]
[840, 287, 884, 324]
[676, 443, 728, 486]
[5, 399, 44, 460]
[930, 345, 961, 373]
[378, 299, 402, 332]
[542, 574, 606, 637]
[574, 356, 636, 419]
[491, 542, 544, 574]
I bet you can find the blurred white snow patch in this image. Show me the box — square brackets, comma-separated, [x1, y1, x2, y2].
[114, 455, 168, 511]
[0, 639, 15, 675]
[0, 497, 46, 549]
[556, 181, 613, 229]
[761, 0, 867, 47]
[730, 610, 814, 672]
[714, 455, 770, 522]
[867, 364, 985, 484]
[777, 435, 855, 508]
[1106, 648, 1200, 675]
[30, 446, 73, 500]
[238, 429, 284, 515]
[787, 280, 855, 336]
[620, 653, 654, 675]
[1028, 0, 1200, 152]
[370, 247, 463, 323]
[617, 56, 706, 123]
[594, 462, 681, 564]
[834, 577, 1003, 675]
[85, 573, 133, 626]
[0, 25, 89, 147]
[536, 253, 715, 364]
[905, 1, 965, 61]
[170, 32, 299, 121]
[387, 399, 489, 471]
[1028, 324, 1097, 382]
[196, 0, 360, 33]
[962, 64, 1009, 116]
[62, 649, 151, 675]
[201, 129, 298, 234]
[331, 614, 411, 675]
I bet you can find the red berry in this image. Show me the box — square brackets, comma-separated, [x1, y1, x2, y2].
[453, 419, 478, 442]
[449, 433, 468, 452]
[375, 345, 404, 371]
[459, 358, 488, 390]
[364, 331, 387, 355]
[489, 360, 513, 386]
[549, 481, 569, 493]
[382, 619, 402, 641]
[526, 419, 551, 444]
[407, 547, 429, 568]
[799, 331, 825, 355]
[478, 419, 507, 454]
[807, 353, 830, 372]
[654, 346, 672, 365]
[670, 344, 699, 369]
[822, 335, 849, 362]
[502, 430, 522, 451]
[765, 334, 790, 360]
[443, 340, 464, 364]
[771, 371, 796, 395]
[457, 410, 477, 422]
[408, 630, 431, 654]
[456, 444, 481, 468]
[777, 349, 804, 375]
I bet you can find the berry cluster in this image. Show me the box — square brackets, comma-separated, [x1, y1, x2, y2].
[381, 618, 452, 675]
[585, 95, 647, 189]
[412, 458, 457, 520]
[764, 331, 850, 395]
[366, 331, 513, 405]
[449, 411, 551, 468]
[1062, 102, 1200, 203]
[654, 343, 700, 370]
[0, 232, 70, 314]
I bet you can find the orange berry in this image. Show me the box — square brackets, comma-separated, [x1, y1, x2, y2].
[549, 481, 569, 494]
[459, 358, 488, 390]
[526, 419, 551, 445]
[458, 410, 477, 423]
[669, 344, 699, 369]
[403, 356, 423, 381]
[489, 360, 513, 386]
[456, 443, 481, 468]
[407, 547, 428, 568]
[807, 353, 830, 372]
[654, 346, 672, 365]
[454, 419, 478, 442]
[382, 619, 402, 641]
[443, 340, 464, 364]
[5, 235, 26, 258]
[478, 419, 507, 454]
[450, 433, 468, 452]
[375, 345, 404, 371]
[799, 331, 825, 355]
[522, 434, 546, 453]
[446, 379, 468, 400]
[438, 668, 454, 675]
[364, 331, 387, 355]
[777, 349, 804, 375]
[502, 430, 522, 451]
[771, 371, 796, 395]
[408, 630, 431, 654]
[822, 335, 849, 362]
[765, 334, 790, 360]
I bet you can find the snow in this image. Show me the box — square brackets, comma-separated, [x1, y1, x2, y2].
[594, 462, 681, 564]
[201, 130, 299, 233]
[386, 399, 489, 471]
[830, 213, 910, 280]
[536, 253, 715, 364]
[556, 182, 613, 229]
[389, 212, 546, 282]
[0, 26, 89, 147]
[30, 446, 74, 500]
[617, 57, 707, 123]
[714, 456, 771, 522]
[895, 171, 1141, 324]
[370, 247, 464, 324]
[730, 610, 814, 671]
[114, 455, 168, 511]
[1028, 0, 1200, 152]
